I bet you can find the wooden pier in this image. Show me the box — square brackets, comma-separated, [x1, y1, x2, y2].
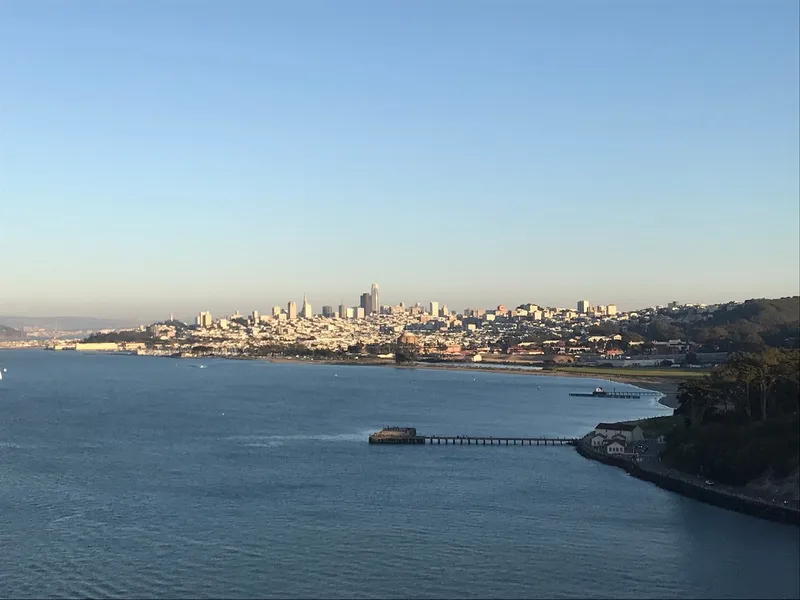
[568, 386, 659, 399]
[368, 427, 577, 446]
[569, 391, 642, 399]
[421, 435, 577, 446]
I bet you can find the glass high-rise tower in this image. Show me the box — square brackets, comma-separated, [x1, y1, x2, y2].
[370, 283, 380, 315]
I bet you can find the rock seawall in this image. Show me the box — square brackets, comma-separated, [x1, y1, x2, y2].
[575, 443, 800, 526]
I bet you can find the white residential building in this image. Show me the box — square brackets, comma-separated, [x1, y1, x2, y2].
[593, 423, 644, 444]
[606, 441, 626, 455]
[590, 433, 607, 448]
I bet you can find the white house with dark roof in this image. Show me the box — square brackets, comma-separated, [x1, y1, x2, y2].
[610, 433, 629, 446]
[589, 433, 607, 447]
[594, 422, 644, 444]
[606, 440, 626, 455]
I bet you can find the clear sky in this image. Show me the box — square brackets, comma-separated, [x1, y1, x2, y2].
[1, 0, 798, 319]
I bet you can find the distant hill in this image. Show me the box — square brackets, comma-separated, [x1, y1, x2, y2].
[696, 297, 800, 350]
[0, 315, 141, 331]
[706, 296, 799, 328]
[0, 324, 24, 340]
[630, 297, 800, 352]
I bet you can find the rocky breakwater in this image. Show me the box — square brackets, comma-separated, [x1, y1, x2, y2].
[576, 438, 800, 526]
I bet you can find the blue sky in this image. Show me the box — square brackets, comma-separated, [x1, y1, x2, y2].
[1, 0, 798, 319]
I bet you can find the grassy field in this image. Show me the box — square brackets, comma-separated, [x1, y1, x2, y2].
[553, 366, 707, 379]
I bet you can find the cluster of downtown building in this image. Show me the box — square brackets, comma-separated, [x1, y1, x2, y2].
[195, 283, 383, 327]
[194, 282, 618, 329]
[58, 290, 733, 369]
[176, 284, 635, 361]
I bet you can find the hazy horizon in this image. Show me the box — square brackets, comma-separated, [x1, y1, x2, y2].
[2, 1, 798, 318]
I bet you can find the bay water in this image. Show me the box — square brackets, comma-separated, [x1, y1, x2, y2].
[0, 350, 798, 599]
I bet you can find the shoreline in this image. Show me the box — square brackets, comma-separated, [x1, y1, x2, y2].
[268, 355, 797, 523]
[176, 354, 800, 525]
[14, 348, 682, 409]
[265, 357, 682, 409]
[575, 444, 800, 526]
[25, 348, 683, 410]
[267, 356, 795, 525]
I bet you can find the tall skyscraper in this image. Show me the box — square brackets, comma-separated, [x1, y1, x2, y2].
[370, 283, 379, 315]
[606, 304, 617, 316]
[196, 311, 212, 328]
[338, 303, 348, 319]
[272, 305, 281, 317]
[430, 301, 439, 318]
[252, 310, 260, 324]
[322, 305, 334, 317]
[301, 295, 312, 319]
[360, 292, 371, 314]
[577, 300, 590, 314]
[287, 301, 297, 320]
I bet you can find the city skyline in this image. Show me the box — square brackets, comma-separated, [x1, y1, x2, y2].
[0, 283, 797, 322]
[1, 2, 798, 318]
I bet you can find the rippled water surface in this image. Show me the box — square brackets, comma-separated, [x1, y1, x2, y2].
[0, 350, 798, 599]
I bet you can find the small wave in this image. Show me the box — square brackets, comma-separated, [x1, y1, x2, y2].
[648, 392, 670, 409]
[50, 512, 84, 524]
[232, 430, 373, 445]
[0, 441, 27, 449]
[244, 442, 284, 448]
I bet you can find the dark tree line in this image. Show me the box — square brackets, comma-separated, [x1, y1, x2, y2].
[676, 348, 799, 427]
[394, 343, 418, 364]
[663, 348, 799, 485]
[83, 330, 154, 344]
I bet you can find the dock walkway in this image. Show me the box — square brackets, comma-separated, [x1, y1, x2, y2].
[569, 391, 644, 399]
[568, 386, 661, 399]
[368, 428, 577, 445]
[422, 435, 577, 446]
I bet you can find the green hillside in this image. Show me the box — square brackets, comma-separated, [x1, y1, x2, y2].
[626, 297, 800, 352]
